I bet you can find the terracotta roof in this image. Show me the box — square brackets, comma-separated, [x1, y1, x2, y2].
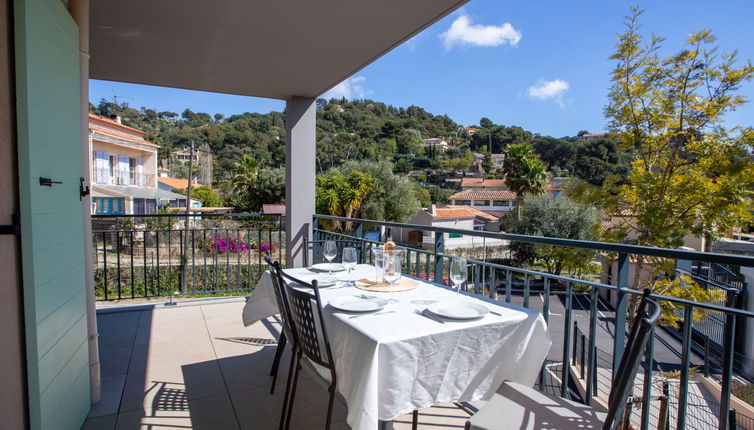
[157, 177, 200, 190]
[90, 125, 160, 148]
[446, 205, 499, 221]
[449, 189, 517, 200]
[262, 204, 286, 215]
[89, 114, 147, 136]
[460, 177, 507, 189]
[426, 205, 499, 221]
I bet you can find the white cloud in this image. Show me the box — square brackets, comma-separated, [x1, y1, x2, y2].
[324, 76, 369, 100]
[527, 79, 570, 108]
[440, 15, 521, 49]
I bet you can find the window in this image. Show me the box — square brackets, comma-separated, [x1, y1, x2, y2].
[93, 197, 125, 214]
[456, 200, 471, 206]
[493, 200, 511, 207]
[473, 200, 489, 206]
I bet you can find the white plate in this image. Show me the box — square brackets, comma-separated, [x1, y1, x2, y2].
[287, 273, 338, 288]
[310, 263, 346, 273]
[329, 296, 388, 313]
[428, 301, 489, 320]
[314, 275, 339, 288]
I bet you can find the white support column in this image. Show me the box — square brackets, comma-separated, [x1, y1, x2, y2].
[285, 96, 316, 268]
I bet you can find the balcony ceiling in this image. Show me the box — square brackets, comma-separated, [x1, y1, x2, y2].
[90, 0, 467, 100]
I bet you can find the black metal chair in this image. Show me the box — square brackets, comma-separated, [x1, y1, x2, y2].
[265, 257, 295, 396]
[465, 289, 661, 430]
[273, 263, 421, 429]
[304, 238, 364, 267]
[279, 270, 339, 430]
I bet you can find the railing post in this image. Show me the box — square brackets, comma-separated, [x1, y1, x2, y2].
[729, 409, 737, 430]
[719, 294, 737, 430]
[640, 325, 655, 430]
[657, 382, 669, 430]
[678, 305, 694, 430]
[561, 281, 573, 398]
[613, 252, 629, 378]
[586, 286, 598, 404]
[572, 321, 579, 366]
[580, 333, 586, 380]
[434, 231, 444, 284]
[704, 335, 711, 377]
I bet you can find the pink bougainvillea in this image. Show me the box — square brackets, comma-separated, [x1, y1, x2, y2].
[209, 235, 250, 254]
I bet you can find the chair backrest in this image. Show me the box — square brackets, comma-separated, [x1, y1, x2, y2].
[264, 256, 297, 348]
[603, 289, 661, 430]
[279, 270, 336, 374]
[305, 238, 363, 267]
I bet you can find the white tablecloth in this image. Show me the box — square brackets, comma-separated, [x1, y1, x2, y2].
[242, 264, 551, 430]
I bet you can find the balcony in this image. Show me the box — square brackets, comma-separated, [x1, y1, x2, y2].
[85, 301, 473, 429]
[88, 213, 754, 429]
[93, 167, 155, 187]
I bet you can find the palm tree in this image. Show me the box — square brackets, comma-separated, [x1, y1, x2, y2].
[231, 154, 260, 193]
[501, 143, 548, 217]
[316, 170, 375, 232]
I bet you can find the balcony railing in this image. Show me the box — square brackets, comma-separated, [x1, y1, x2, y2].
[92, 167, 154, 187]
[312, 214, 754, 430]
[92, 213, 285, 300]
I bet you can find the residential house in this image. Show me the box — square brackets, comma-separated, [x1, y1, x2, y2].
[171, 146, 200, 164]
[90, 114, 190, 214]
[396, 204, 504, 250]
[156, 177, 203, 210]
[579, 132, 608, 140]
[448, 189, 517, 217]
[421, 138, 450, 152]
[460, 177, 509, 191]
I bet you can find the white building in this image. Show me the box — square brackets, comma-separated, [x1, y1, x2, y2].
[90, 114, 190, 214]
[421, 138, 450, 152]
[448, 189, 517, 217]
[396, 204, 504, 250]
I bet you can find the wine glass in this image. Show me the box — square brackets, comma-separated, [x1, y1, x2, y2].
[383, 251, 402, 291]
[342, 247, 357, 286]
[323, 240, 337, 274]
[450, 258, 467, 295]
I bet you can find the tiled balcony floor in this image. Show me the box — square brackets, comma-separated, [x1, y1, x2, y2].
[83, 300, 471, 429]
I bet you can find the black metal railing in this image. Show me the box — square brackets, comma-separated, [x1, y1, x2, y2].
[312, 214, 754, 430]
[92, 213, 285, 300]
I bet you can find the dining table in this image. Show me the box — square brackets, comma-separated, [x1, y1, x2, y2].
[242, 263, 551, 430]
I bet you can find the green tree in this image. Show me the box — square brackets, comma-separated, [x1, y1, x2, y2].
[571, 137, 631, 186]
[600, 6, 754, 325]
[316, 169, 376, 232]
[501, 143, 549, 216]
[443, 151, 474, 174]
[481, 152, 493, 174]
[501, 195, 601, 277]
[190, 186, 222, 207]
[338, 160, 422, 223]
[231, 155, 260, 193]
[249, 168, 286, 209]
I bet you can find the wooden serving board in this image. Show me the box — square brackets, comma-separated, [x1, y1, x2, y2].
[355, 278, 419, 292]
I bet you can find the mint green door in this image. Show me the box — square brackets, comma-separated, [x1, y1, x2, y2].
[14, 0, 90, 429]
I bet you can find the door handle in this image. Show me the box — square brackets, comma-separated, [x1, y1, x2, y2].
[39, 177, 63, 187]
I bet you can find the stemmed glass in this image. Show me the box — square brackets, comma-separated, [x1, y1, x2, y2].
[323, 240, 337, 274]
[342, 247, 357, 286]
[450, 258, 467, 295]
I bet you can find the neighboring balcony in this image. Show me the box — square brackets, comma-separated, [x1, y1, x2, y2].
[93, 167, 155, 187]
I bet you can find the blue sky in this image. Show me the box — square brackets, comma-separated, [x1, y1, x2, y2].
[90, 0, 754, 138]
